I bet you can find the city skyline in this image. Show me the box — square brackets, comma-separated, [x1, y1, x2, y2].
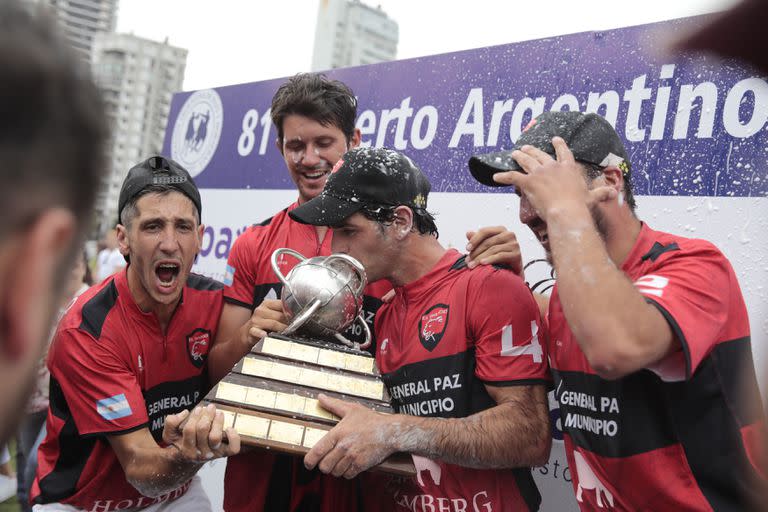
[115, 0, 736, 92]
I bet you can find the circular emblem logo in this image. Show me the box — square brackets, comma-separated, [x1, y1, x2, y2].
[170, 89, 223, 178]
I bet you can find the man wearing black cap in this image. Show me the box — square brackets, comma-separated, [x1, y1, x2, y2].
[469, 111, 767, 510]
[290, 147, 551, 511]
[32, 156, 241, 511]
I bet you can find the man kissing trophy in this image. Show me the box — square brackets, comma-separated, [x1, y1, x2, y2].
[203, 249, 413, 475]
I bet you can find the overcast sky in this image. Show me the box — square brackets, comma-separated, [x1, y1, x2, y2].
[116, 0, 737, 92]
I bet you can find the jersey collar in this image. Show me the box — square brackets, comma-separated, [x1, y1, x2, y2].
[288, 199, 333, 251]
[621, 222, 656, 271]
[396, 248, 461, 302]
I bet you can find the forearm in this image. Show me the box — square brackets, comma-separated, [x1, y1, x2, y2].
[124, 445, 203, 498]
[393, 390, 550, 469]
[210, 302, 284, 385]
[547, 205, 665, 376]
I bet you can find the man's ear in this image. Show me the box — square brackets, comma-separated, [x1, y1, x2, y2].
[0, 208, 76, 361]
[392, 206, 414, 240]
[601, 166, 624, 192]
[348, 128, 362, 150]
[601, 166, 627, 202]
[275, 137, 284, 156]
[196, 224, 205, 253]
[116, 224, 130, 257]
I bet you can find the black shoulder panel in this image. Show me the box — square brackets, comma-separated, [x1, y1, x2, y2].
[187, 273, 224, 291]
[449, 255, 468, 271]
[641, 241, 680, 262]
[258, 207, 288, 227]
[258, 215, 275, 227]
[79, 280, 118, 340]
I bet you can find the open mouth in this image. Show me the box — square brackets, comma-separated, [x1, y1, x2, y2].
[302, 169, 330, 180]
[155, 262, 180, 288]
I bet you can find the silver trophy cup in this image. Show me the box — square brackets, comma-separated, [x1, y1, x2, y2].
[270, 248, 372, 349]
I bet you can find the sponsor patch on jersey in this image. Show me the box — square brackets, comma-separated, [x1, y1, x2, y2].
[418, 304, 450, 351]
[186, 328, 212, 368]
[223, 264, 235, 286]
[96, 393, 132, 421]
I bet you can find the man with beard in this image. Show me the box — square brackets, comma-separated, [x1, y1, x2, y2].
[0, 1, 107, 448]
[208, 73, 527, 511]
[285, 146, 551, 510]
[32, 157, 240, 511]
[468, 111, 767, 510]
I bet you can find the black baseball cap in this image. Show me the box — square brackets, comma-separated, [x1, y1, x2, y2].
[289, 147, 431, 227]
[118, 156, 202, 222]
[468, 111, 631, 187]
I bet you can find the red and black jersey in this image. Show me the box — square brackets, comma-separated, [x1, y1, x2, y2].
[31, 269, 223, 512]
[376, 249, 549, 512]
[223, 200, 391, 512]
[224, 202, 334, 310]
[549, 223, 767, 511]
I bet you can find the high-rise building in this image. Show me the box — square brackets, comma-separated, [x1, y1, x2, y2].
[311, 0, 398, 71]
[40, 0, 119, 63]
[91, 32, 187, 232]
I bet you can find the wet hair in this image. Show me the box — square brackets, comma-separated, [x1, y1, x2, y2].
[0, 1, 107, 241]
[580, 161, 637, 212]
[270, 73, 358, 146]
[360, 205, 439, 238]
[119, 184, 200, 228]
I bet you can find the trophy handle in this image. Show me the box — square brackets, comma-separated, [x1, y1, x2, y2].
[282, 298, 322, 336]
[334, 314, 372, 350]
[323, 253, 367, 296]
[271, 248, 307, 295]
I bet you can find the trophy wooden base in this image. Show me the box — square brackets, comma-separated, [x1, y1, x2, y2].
[203, 334, 415, 476]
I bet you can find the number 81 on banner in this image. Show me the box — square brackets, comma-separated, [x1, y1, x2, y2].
[237, 108, 273, 157]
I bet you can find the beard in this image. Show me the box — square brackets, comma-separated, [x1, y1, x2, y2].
[541, 203, 608, 266]
[590, 202, 610, 243]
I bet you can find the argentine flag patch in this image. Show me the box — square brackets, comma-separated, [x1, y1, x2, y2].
[96, 393, 132, 421]
[223, 264, 235, 286]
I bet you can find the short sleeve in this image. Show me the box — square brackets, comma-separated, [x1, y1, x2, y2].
[635, 243, 732, 379]
[223, 231, 259, 309]
[48, 329, 148, 436]
[468, 268, 550, 385]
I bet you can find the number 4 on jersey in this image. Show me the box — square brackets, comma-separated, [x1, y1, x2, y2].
[500, 321, 543, 363]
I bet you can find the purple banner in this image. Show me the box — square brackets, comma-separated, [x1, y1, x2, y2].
[163, 16, 768, 198]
